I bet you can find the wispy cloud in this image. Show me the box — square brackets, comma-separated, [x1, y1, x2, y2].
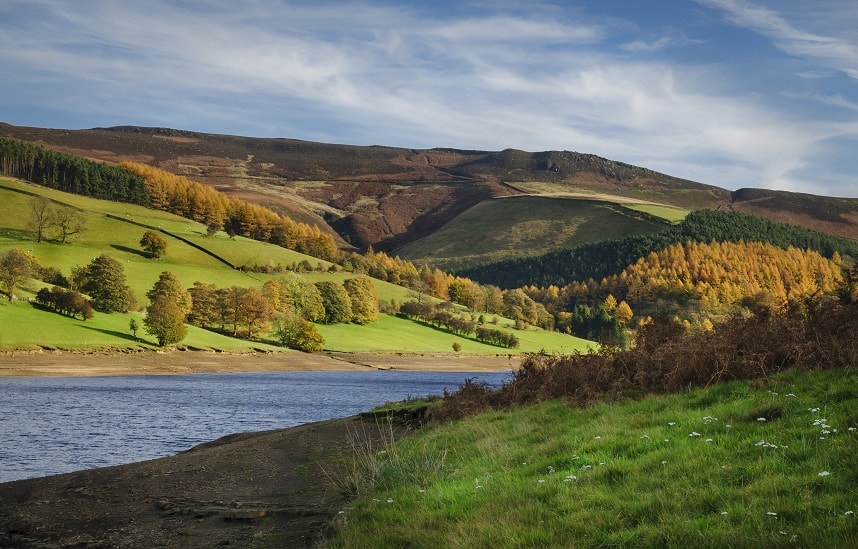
[696, 0, 858, 79]
[621, 32, 704, 53]
[0, 0, 855, 196]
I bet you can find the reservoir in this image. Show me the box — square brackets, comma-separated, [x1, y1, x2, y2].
[0, 370, 510, 483]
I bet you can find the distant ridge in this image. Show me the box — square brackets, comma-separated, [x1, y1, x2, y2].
[1, 122, 855, 261]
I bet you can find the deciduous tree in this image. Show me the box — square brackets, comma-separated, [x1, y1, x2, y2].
[0, 248, 35, 301]
[343, 276, 378, 324]
[140, 230, 167, 259]
[315, 280, 353, 324]
[55, 207, 86, 243]
[77, 254, 135, 313]
[272, 312, 325, 351]
[144, 294, 187, 346]
[28, 196, 56, 243]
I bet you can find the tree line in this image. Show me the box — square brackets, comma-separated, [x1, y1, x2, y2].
[0, 138, 149, 204]
[397, 300, 520, 349]
[457, 210, 858, 289]
[119, 161, 339, 261]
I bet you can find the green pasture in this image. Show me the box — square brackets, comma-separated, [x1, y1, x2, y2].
[625, 203, 689, 223]
[316, 314, 593, 354]
[394, 196, 667, 271]
[329, 367, 858, 547]
[0, 298, 282, 351]
[0, 177, 596, 354]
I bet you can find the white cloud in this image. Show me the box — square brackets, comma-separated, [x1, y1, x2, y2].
[696, 0, 858, 79]
[0, 0, 855, 196]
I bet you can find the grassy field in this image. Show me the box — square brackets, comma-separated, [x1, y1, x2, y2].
[626, 203, 690, 223]
[0, 178, 590, 354]
[316, 314, 593, 355]
[328, 367, 857, 547]
[395, 196, 668, 271]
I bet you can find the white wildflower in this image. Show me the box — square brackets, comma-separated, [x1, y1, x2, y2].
[564, 475, 577, 482]
[387, 498, 394, 504]
[661, 460, 668, 465]
[538, 479, 545, 484]
[757, 417, 767, 422]
[594, 436, 601, 440]
[668, 422, 677, 426]
[689, 432, 701, 437]
[767, 512, 778, 517]
[706, 438, 714, 443]
[640, 434, 651, 440]
[786, 393, 796, 398]
[809, 407, 820, 413]
[818, 471, 831, 477]
[845, 510, 854, 516]
[720, 511, 728, 515]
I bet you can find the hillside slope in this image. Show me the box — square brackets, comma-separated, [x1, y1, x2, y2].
[2, 122, 855, 260]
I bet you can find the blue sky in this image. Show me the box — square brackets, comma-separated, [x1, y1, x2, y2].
[1, 1, 856, 197]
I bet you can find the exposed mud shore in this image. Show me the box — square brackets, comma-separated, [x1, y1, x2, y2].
[0, 348, 518, 377]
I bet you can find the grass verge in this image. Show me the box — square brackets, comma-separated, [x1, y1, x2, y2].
[327, 367, 857, 547]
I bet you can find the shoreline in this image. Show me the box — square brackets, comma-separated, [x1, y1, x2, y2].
[0, 348, 519, 377]
[0, 415, 405, 547]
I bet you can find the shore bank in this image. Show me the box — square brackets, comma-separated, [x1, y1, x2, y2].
[0, 348, 519, 377]
[0, 415, 405, 548]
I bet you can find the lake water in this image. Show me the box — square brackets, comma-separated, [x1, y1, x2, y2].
[0, 370, 510, 483]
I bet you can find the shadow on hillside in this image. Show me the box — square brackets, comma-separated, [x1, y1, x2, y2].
[110, 244, 151, 258]
[0, 228, 35, 241]
[78, 325, 147, 345]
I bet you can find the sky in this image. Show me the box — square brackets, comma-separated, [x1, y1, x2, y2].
[1, 1, 856, 197]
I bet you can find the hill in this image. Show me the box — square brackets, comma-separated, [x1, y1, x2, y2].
[2, 123, 855, 271]
[0, 176, 590, 355]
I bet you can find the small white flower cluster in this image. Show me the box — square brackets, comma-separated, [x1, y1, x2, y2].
[755, 439, 785, 449]
[813, 417, 837, 439]
[703, 416, 718, 424]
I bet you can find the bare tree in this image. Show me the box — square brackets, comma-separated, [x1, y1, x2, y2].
[28, 196, 56, 243]
[55, 207, 86, 243]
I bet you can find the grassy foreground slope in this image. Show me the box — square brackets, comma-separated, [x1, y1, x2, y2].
[0, 177, 591, 354]
[330, 367, 857, 547]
